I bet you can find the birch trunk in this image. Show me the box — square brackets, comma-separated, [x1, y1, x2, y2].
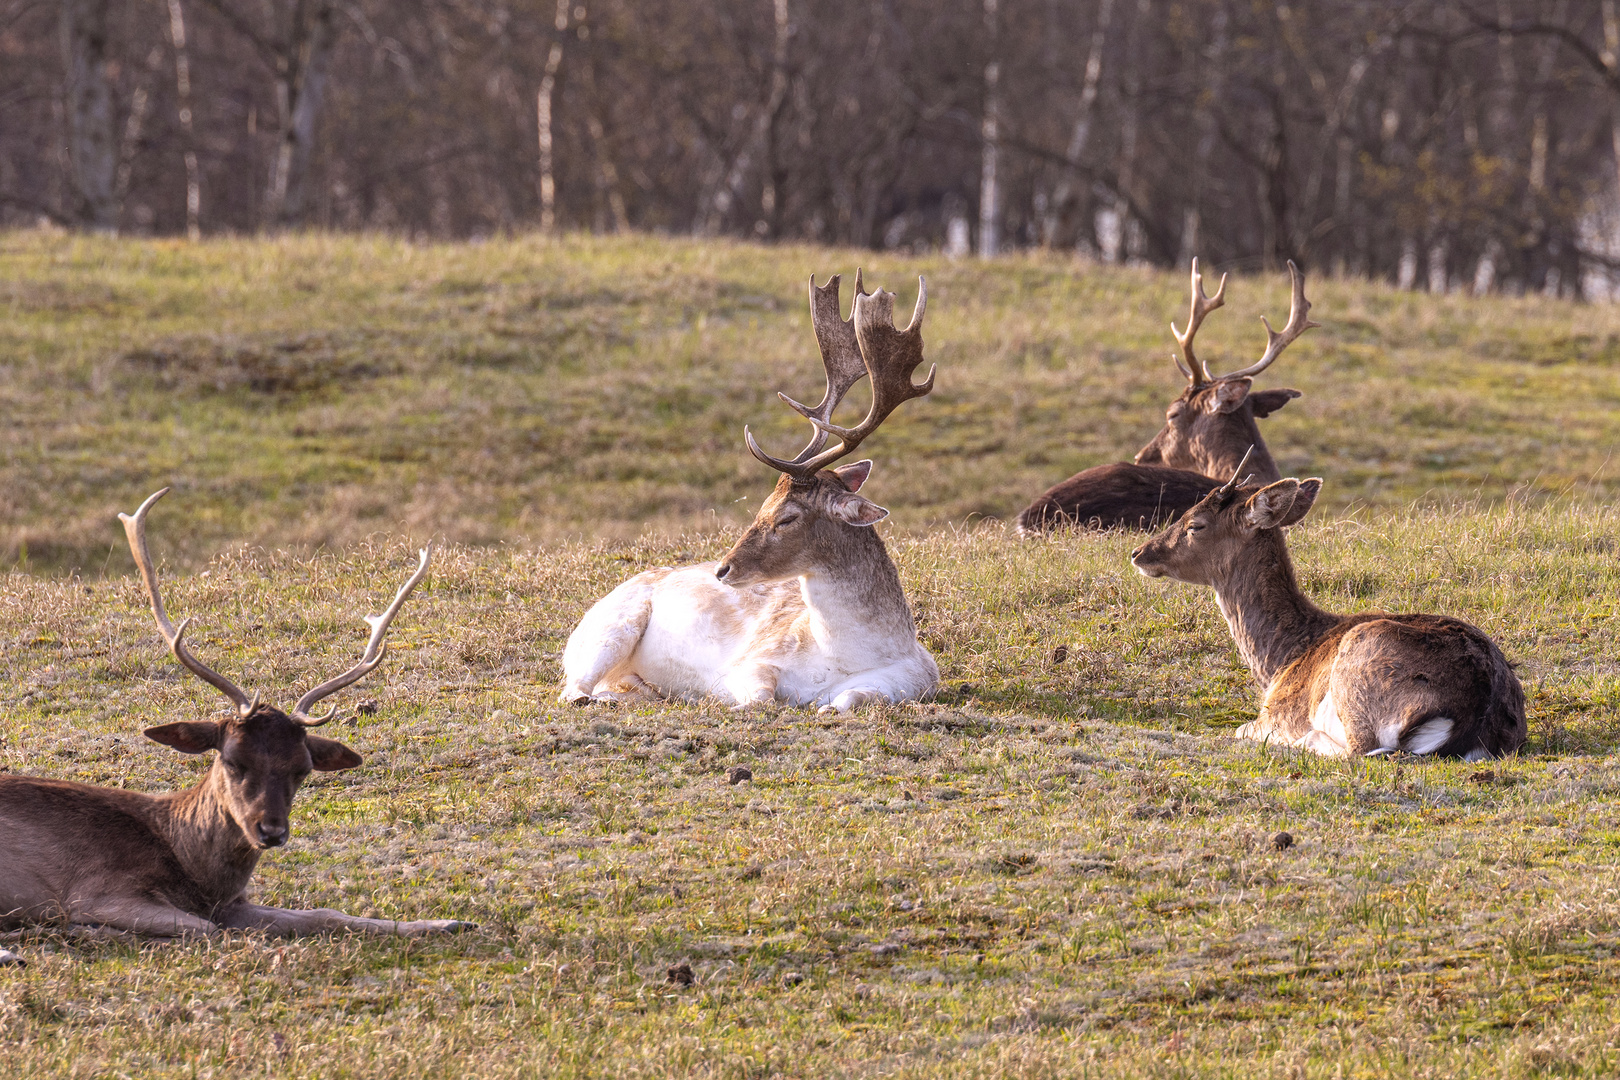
[167, 0, 201, 239]
[1043, 0, 1114, 247]
[537, 0, 569, 232]
[978, 0, 1000, 258]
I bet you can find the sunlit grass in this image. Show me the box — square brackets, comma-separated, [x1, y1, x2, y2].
[2, 229, 1618, 571]
[5, 230, 1620, 1075]
[3, 498, 1620, 1075]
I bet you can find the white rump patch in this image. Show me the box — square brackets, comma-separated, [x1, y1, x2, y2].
[1404, 717, 1454, 756]
[1309, 693, 1348, 753]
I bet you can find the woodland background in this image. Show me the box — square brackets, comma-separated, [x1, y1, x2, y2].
[6, 0, 1620, 297]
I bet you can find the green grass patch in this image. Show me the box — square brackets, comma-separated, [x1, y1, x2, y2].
[5, 231, 1620, 1075]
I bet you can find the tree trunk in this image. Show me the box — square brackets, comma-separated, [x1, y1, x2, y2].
[60, 0, 118, 231]
[266, 0, 339, 228]
[167, 0, 201, 239]
[1043, 0, 1114, 248]
[1182, 1, 1227, 262]
[978, 0, 1000, 258]
[537, 0, 569, 232]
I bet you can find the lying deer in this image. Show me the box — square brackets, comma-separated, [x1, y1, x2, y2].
[1129, 454, 1526, 759]
[560, 272, 939, 713]
[1017, 259, 1316, 534]
[0, 489, 468, 938]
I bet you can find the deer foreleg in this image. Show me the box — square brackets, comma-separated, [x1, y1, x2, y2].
[815, 660, 935, 715]
[719, 665, 779, 708]
[216, 903, 472, 937]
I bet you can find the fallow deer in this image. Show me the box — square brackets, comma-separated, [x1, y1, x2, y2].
[560, 272, 939, 713]
[1016, 260, 1316, 534]
[1129, 454, 1526, 759]
[0, 489, 468, 939]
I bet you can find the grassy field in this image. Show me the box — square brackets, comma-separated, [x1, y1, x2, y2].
[4, 231, 1620, 1077]
[2, 229, 1619, 570]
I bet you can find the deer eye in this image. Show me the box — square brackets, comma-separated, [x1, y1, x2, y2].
[1185, 521, 1206, 535]
[775, 510, 802, 528]
[222, 758, 247, 777]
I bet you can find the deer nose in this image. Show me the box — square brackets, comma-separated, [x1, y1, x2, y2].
[257, 823, 289, 848]
[714, 562, 731, 581]
[1129, 544, 1145, 562]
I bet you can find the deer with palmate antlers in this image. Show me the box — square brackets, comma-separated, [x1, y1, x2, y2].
[0, 489, 469, 940]
[560, 272, 939, 713]
[1017, 259, 1317, 534]
[1129, 454, 1526, 759]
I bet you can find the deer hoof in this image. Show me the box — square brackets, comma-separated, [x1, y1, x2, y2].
[0, 949, 25, 967]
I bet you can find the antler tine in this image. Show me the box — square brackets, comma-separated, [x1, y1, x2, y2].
[1170, 257, 1225, 388]
[794, 277, 934, 476]
[118, 488, 255, 715]
[1215, 445, 1256, 499]
[291, 544, 433, 724]
[1220, 260, 1320, 381]
[746, 271, 872, 477]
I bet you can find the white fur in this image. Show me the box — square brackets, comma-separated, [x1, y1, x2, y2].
[1297, 730, 1350, 757]
[1308, 692, 1349, 754]
[1403, 717, 1454, 756]
[560, 562, 937, 713]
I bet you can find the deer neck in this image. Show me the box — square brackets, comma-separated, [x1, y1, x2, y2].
[1198, 419, 1280, 485]
[157, 768, 262, 908]
[796, 527, 916, 655]
[1209, 532, 1337, 687]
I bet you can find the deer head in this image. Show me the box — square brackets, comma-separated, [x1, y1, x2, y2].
[715, 272, 933, 587]
[120, 488, 431, 849]
[1132, 260, 1317, 481]
[1129, 448, 1323, 587]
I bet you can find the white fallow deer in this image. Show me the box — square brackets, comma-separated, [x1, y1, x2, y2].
[1129, 453, 1527, 759]
[0, 489, 468, 941]
[560, 272, 939, 713]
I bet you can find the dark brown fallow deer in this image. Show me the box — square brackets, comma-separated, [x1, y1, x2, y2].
[0, 489, 468, 942]
[560, 271, 939, 713]
[1017, 259, 1317, 534]
[1129, 455, 1526, 759]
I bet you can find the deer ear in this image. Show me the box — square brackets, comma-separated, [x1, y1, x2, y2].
[1207, 378, 1253, 414]
[831, 460, 873, 492]
[1276, 478, 1322, 527]
[1248, 388, 1302, 417]
[144, 722, 221, 754]
[829, 492, 889, 527]
[306, 735, 363, 772]
[1243, 479, 1303, 530]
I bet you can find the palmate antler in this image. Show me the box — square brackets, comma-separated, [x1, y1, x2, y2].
[1171, 259, 1319, 388]
[745, 272, 935, 479]
[120, 488, 431, 728]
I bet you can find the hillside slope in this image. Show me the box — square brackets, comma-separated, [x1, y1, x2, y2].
[2, 230, 1617, 570]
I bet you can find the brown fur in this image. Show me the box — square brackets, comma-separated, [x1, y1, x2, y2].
[0, 706, 358, 930]
[1131, 478, 1526, 759]
[717, 466, 911, 629]
[1016, 381, 1299, 534]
